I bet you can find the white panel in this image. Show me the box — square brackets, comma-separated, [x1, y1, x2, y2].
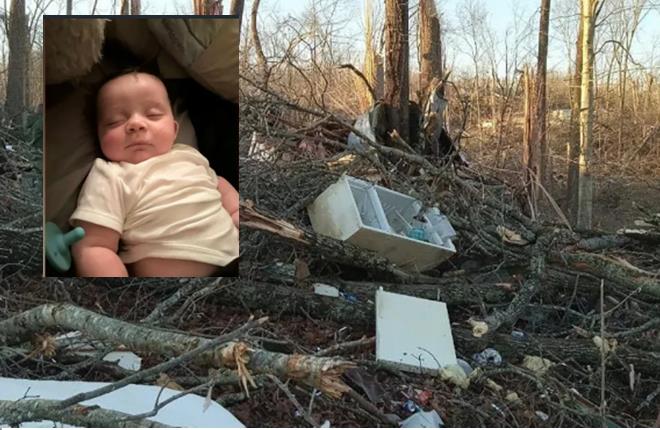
[376, 290, 457, 372]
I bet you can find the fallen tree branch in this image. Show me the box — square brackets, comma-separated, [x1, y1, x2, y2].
[555, 252, 660, 299]
[0, 399, 169, 428]
[0, 304, 354, 397]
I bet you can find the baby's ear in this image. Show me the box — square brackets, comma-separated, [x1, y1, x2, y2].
[173, 120, 179, 136]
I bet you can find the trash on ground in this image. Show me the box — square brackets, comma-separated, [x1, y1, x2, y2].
[375, 289, 457, 372]
[0, 377, 244, 427]
[102, 351, 142, 371]
[456, 358, 474, 375]
[505, 391, 521, 404]
[439, 364, 470, 389]
[511, 329, 528, 341]
[522, 355, 554, 376]
[307, 174, 456, 271]
[535, 410, 550, 421]
[472, 348, 502, 366]
[400, 409, 444, 428]
[313, 283, 340, 297]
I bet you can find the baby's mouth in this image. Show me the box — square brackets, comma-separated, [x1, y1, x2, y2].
[127, 141, 150, 148]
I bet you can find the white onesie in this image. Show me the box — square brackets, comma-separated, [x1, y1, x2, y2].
[70, 144, 238, 266]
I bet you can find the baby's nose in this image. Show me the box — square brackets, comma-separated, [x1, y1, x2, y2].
[126, 115, 147, 132]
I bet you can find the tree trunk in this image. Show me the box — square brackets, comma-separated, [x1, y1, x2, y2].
[533, 0, 551, 193]
[576, 0, 598, 230]
[120, 0, 129, 15]
[5, 0, 28, 123]
[384, 0, 410, 144]
[66, 0, 72, 14]
[250, 0, 268, 82]
[567, 17, 583, 225]
[522, 65, 537, 217]
[230, 0, 244, 27]
[130, 0, 141, 15]
[419, 0, 442, 98]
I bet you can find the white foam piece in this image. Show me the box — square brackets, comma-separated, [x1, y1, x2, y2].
[0, 377, 244, 428]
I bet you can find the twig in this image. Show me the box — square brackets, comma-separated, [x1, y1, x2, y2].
[345, 387, 398, 426]
[338, 64, 376, 103]
[268, 375, 319, 427]
[315, 336, 375, 357]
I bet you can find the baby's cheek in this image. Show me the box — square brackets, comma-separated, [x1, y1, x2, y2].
[100, 131, 125, 159]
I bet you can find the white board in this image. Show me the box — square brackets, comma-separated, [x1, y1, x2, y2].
[0, 377, 244, 428]
[376, 289, 457, 372]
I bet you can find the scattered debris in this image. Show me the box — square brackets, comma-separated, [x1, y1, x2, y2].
[472, 348, 502, 367]
[400, 409, 444, 428]
[313, 283, 340, 297]
[375, 289, 457, 372]
[522, 355, 554, 377]
[307, 175, 456, 271]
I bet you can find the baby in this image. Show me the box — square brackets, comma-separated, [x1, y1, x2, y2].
[70, 72, 239, 277]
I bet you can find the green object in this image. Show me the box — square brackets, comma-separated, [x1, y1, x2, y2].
[45, 222, 85, 273]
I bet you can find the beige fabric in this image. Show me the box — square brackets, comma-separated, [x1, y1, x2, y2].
[70, 144, 238, 266]
[45, 19, 106, 85]
[148, 19, 239, 102]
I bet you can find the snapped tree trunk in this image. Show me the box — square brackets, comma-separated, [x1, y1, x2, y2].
[5, 0, 28, 122]
[384, 0, 410, 144]
[576, 0, 598, 230]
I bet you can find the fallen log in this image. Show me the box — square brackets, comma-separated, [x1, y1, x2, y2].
[0, 304, 353, 397]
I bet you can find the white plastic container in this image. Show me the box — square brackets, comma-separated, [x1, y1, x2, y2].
[307, 175, 456, 271]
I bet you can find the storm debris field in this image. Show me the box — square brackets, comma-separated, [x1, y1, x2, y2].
[2, 77, 659, 426]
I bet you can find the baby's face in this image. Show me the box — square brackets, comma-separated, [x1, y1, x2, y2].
[97, 73, 178, 164]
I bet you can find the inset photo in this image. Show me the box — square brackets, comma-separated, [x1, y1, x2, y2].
[44, 16, 238, 277]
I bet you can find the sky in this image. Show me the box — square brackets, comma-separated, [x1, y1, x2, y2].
[6, 0, 660, 75]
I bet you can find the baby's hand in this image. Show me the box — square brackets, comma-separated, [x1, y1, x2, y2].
[217, 176, 239, 228]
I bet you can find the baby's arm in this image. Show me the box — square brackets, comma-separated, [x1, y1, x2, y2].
[71, 221, 128, 277]
[217, 176, 239, 228]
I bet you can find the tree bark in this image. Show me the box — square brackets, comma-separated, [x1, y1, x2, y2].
[534, 0, 551, 192]
[0, 399, 168, 428]
[5, 0, 28, 122]
[130, 0, 141, 15]
[567, 16, 583, 225]
[384, 0, 410, 143]
[576, 0, 598, 230]
[419, 0, 442, 98]
[250, 0, 268, 82]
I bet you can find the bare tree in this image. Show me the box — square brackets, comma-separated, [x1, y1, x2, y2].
[384, 0, 409, 143]
[567, 12, 582, 224]
[66, 0, 72, 14]
[5, 0, 28, 122]
[533, 0, 551, 193]
[576, 0, 600, 230]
